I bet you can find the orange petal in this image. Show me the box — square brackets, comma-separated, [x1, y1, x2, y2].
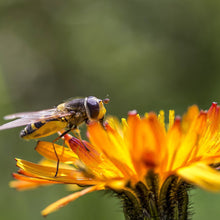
[41, 185, 105, 216]
[165, 117, 182, 171]
[196, 104, 220, 158]
[10, 173, 59, 190]
[35, 141, 78, 164]
[16, 159, 100, 185]
[12, 173, 59, 184]
[202, 154, 220, 164]
[69, 137, 102, 164]
[88, 121, 136, 177]
[136, 114, 166, 167]
[181, 105, 199, 133]
[177, 162, 220, 191]
[171, 111, 208, 170]
[88, 119, 130, 159]
[69, 137, 128, 179]
[207, 102, 219, 123]
[126, 111, 141, 152]
[10, 180, 43, 191]
[87, 122, 109, 153]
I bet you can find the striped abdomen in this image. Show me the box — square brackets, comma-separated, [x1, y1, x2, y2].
[20, 120, 68, 139]
[20, 121, 46, 138]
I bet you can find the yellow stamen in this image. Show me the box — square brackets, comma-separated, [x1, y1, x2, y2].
[168, 110, 175, 129]
[158, 110, 165, 127]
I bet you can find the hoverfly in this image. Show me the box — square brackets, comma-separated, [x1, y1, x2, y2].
[0, 96, 109, 176]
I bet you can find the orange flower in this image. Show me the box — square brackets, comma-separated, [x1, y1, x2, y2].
[10, 103, 220, 218]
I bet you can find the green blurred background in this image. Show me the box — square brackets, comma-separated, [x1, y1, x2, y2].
[0, 0, 220, 219]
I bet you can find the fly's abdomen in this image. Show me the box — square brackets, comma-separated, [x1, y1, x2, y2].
[20, 121, 46, 138]
[20, 120, 68, 139]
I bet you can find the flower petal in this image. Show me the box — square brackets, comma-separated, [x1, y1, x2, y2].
[135, 113, 166, 167]
[87, 122, 136, 177]
[170, 111, 207, 170]
[35, 141, 78, 164]
[69, 137, 129, 179]
[10, 173, 59, 190]
[181, 105, 199, 133]
[177, 162, 220, 191]
[41, 185, 105, 216]
[16, 159, 100, 185]
[165, 117, 182, 171]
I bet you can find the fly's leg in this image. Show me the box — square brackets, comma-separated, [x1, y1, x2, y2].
[99, 117, 106, 130]
[72, 127, 90, 152]
[53, 129, 71, 177]
[53, 127, 89, 177]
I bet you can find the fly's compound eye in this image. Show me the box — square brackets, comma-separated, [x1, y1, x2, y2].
[86, 96, 100, 119]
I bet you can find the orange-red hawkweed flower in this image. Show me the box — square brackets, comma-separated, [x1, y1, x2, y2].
[10, 103, 220, 219]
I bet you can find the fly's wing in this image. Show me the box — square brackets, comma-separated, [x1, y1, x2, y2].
[4, 108, 59, 120]
[0, 118, 43, 130]
[0, 108, 73, 131]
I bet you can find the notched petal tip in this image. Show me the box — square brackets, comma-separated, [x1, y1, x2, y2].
[15, 158, 23, 168]
[173, 116, 181, 128]
[175, 115, 181, 121]
[208, 102, 219, 116]
[199, 110, 207, 115]
[128, 110, 137, 116]
[212, 102, 218, 106]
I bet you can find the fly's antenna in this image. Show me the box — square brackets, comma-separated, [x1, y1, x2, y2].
[103, 94, 110, 104]
[103, 98, 110, 104]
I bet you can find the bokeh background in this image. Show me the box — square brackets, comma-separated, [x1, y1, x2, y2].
[0, 0, 220, 219]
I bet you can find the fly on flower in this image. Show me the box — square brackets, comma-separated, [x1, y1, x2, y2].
[0, 96, 109, 139]
[0, 96, 109, 176]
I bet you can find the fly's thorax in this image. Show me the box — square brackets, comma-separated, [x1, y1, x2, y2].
[57, 103, 66, 111]
[63, 98, 86, 113]
[58, 98, 87, 128]
[67, 112, 88, 129]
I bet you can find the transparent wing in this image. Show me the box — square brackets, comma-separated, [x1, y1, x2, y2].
[4, 108, 57, 120]
[0, 118, 43, 130]
[0, 108, 72, 131]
